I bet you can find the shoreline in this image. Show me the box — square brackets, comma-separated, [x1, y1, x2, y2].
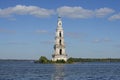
[1, 58, 120, 63]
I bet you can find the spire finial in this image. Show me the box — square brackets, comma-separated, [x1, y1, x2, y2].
[58, 16, 61, 21]
[58, 16, 61, 18]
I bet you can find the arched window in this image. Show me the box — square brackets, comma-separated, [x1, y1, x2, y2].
[59, 32, 62, 37]
[59, 39, 61, 45]
[59, 23, 61, 25]
[60, 49, 62, 55]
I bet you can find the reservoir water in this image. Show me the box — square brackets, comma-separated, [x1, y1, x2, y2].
[0, 61, 120, 80]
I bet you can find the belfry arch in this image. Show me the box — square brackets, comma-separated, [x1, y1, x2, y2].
[60, 49, 62, 55]
[59, 39, 62, 45]
[59, 31, 62, 37]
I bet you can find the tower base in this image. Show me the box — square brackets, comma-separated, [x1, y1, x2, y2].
[52, 54, 67, 61]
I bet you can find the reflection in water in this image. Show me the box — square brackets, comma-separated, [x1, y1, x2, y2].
[52, 64, 66, 80]
[1, 61, 120, 80]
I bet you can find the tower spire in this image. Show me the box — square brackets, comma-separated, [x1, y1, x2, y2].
[57, 16, 63, 30]
[52, 17, 67, 61]
[58, 16, 61, 20]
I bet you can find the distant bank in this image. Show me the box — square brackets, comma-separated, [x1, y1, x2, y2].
[67, 57, 120, 63]
[0, 59, 35, 62]
[1, 57, 120, 63]
[34, 56, 120, 64]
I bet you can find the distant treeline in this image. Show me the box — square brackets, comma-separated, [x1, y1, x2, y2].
[68, 57, 120, 62]
[0, 59, 34, 61]
[35, 56, 120, 64]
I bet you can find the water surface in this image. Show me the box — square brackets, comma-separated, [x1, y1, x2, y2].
[0, 61, 120, 80]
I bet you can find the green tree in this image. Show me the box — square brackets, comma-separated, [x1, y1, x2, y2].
[67, 57, 74, 63]
[39, 56, 48, 63]
[56, 60, 66, 63]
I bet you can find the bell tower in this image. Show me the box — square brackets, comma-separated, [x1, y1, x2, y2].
[52, 17, 67, 61]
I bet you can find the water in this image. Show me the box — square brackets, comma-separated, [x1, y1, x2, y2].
[0, 61, 120, 80]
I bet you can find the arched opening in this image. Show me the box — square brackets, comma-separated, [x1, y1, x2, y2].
[59, 39, 62, 45]
[59, 23, 61, 26]
[59, 32, 62, 37]
[60, 49, 62, 55]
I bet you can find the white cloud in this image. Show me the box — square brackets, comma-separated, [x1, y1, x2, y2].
[109, 13, 120, 20]
[0, 5, 117, 20]
[57, 6, 94, 19]
[57, 6, 115, 19]
[95, 8, 114, 17]
[0, 5, 55, 18]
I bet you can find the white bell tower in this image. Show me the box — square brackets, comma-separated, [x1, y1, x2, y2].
[52, 17, 67, 61]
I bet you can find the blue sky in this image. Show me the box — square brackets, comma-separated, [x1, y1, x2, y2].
[0, 0, 120, 59]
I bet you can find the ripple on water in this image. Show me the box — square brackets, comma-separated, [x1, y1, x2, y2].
[0, 61, 120, 80]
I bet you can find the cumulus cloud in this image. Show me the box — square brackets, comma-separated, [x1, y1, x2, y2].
[0, 5, 55, 18]
[109, 13, 120, 20]
[95, 8, 114, 17]
[57, 6, 94, 19]
[0, 5, 117, 20]
[57, 6, 115, 19]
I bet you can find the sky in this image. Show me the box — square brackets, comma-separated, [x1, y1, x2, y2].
[0, 0, 120, 60]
